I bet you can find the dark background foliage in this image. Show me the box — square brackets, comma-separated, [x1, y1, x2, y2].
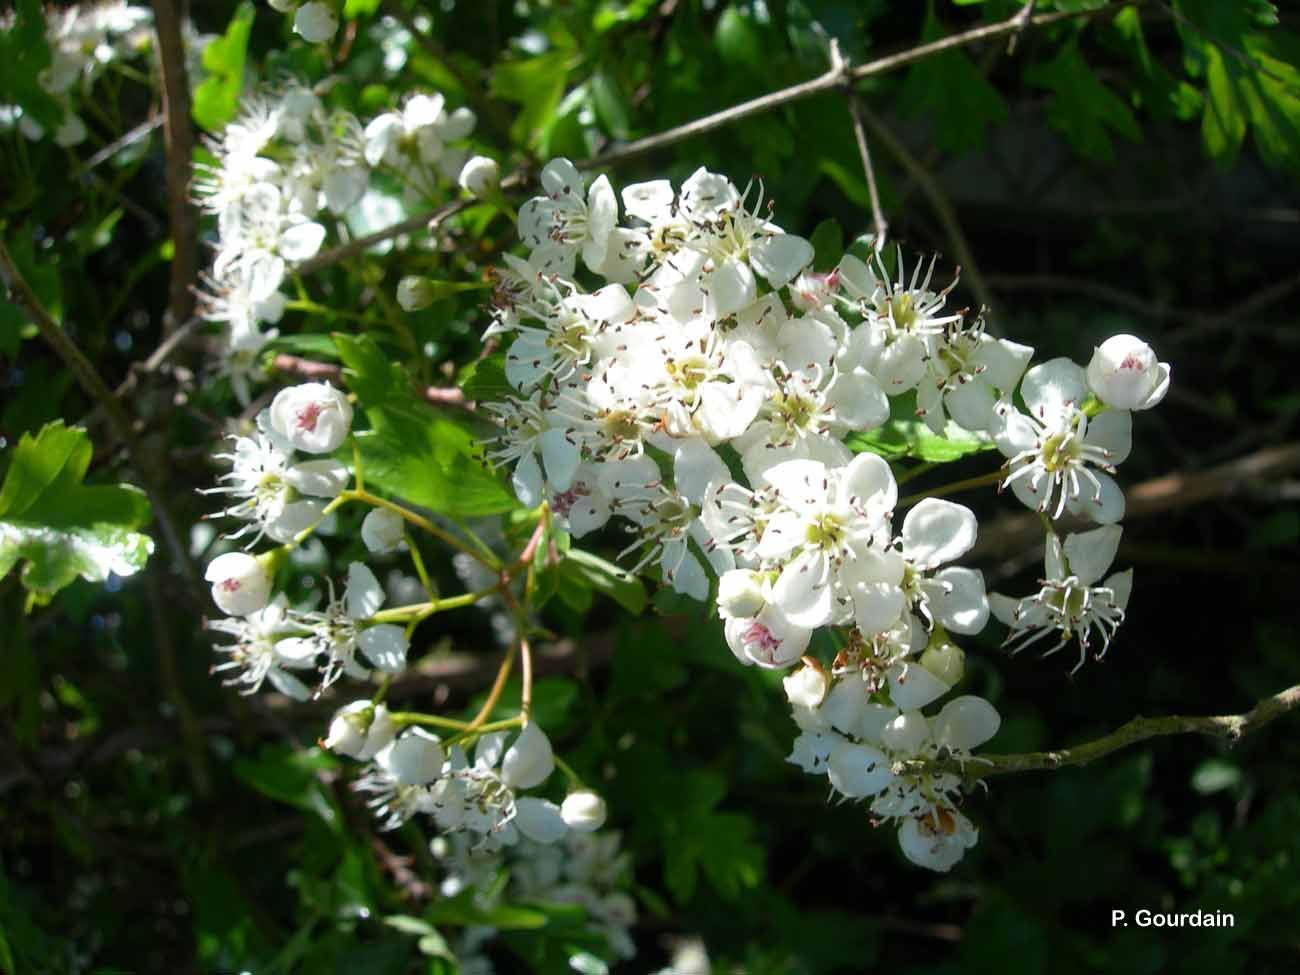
[2, 0, 1299, 972]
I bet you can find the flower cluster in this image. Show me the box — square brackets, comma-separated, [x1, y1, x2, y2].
[0, 2, 152, 146]
[432, 828, 636, 971]
[194, 82, 484, 401]
[481, 158, 1172, 869]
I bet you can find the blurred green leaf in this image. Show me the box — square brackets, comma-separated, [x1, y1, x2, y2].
[1026, 41, 1140, 161]
[193, 3, 256, 132]
[562, 548, 647, 615]
[845, 391, 996, 462]
[0, 421, 154, 606]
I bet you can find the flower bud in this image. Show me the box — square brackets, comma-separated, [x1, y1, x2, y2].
[396, 276, 435, 312]
[919, 640, 965, 688]
[325, 701, 395, 760]
[361, 508, 405, 554]
[269, 382, 353, 454]
[560, 790, 607, 832]
[205, 551, 273, 616]
[501, 722, 555, 789]
[458, 155, 501, 198]
[293, 2, 338, 44]
[717, 569, 765, 619]
[377, 727, 444, 784]
[782, 662, 828, 710]
[1085, 334, 1170, 411]
[514, 796, 568, 843]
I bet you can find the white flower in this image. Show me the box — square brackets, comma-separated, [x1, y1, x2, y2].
[207, 596, 312, 699]
[501, 722, 555, 790]
[990, 525, 1132, 673]
[459, 155, 501, 197]
[325, 701, 396, 759]
[361, 508, 405, 554]
[916, 326, 1034, 435]
[1086, 334, 1170, 411]
[561, 791, 608, 832]
[214, 183, 325, 299]
[278, 562, 410, 685]
[517, 158, 618, 276]
[205, 551, 272, 616]
[269, 382, 354, 454]
[898, 806, 978, 872]
[826, 739, 893, 799]
[990, 358, 1131, 523]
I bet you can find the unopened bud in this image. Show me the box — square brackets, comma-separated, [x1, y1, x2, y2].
[325, 701, 395, 760]
[361, 508, 405, 554]
[717, 569, 765, 619]
[1085, 334, 1170, 411]
[396, 276, 436, 312]
[205, 551, 273, 616]
[919, 640, 966, 688]
[560, 790, 607, 832]
[293, 2, 338, 44]
[458, 155, 501, 198]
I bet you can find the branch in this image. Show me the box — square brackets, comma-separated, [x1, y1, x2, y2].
[271, 353, 471, 409]
[580, 3, 1127, 170]
[911, 682, 1300, 784]
[847, 94, 887, 250]
[149, 0, 198, 332]
[297, 171, 527, 277]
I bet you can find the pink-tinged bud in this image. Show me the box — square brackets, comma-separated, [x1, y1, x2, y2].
[204, 552, 272, 616]
[1085, 334, 1170, 411]
[560, 790, 607, 832]
[269, 382, 353, 454]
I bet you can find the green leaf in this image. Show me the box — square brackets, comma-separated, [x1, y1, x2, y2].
[843, 391, 996, 462]
[1025, 41, 1140, 161]
[192, 3, 255, 132]
[899, 3, 1009, 152]
[561, 548, 647, 615]
[0, 421, 154, 606]
[492, 51, 572, 147]
[590, 70, 632, 140]
[660, 771, 764, 903]
[808, 218, 844, 273]
[233, 745, 343, 833]
[343, 0, 383, 17]
[458, 353, 512, 403]
[334, 333, 518, 517]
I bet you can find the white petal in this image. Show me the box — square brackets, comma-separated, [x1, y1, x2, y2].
[512, 452, 544, 508]
[1063, 524, 1122, 586]
[708, 257, 757, 317]
[944, 381, 998, 433]
[901, 498, 978, 569]
[924, 567, 989, 635]
[539, 428, 579, 492]
[1065, 470, 1125, 525]
[851, 582, 906, 635]
[1020, 358, 1087, 421]
[514, 797, 568, 844]
[750, 234, 814, 289]
[667, 549, 709, 602]
[346, 562, 386, 618]
[673, 439, 728, 503]
[358, 624, 408, 672]
[887, 662, 950, 710]
[841, 452, 897, 517]
[1085, 409, 1132, 466]
[279, 222, 326, 262]
[933, 695, 1001, 751]
[1105, 568, 1134, 611]
[772, 550, 833, 628]
[285, 459, 349, 498]
[827, 741, 893, 798]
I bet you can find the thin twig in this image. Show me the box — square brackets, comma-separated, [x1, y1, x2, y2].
[298, 170, 526, 276]
[579, 3, 1127, 170]
[910, 682, 1300, 784]
[80, 115, 163, 172]
[847, 95, 887, 250]
[856, 105, 996, 316]
[271, 354, 471, 409]
[149, 0, 198, 333]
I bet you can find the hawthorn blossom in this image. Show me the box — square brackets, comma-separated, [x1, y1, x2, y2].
[990, 525, 1133, 673]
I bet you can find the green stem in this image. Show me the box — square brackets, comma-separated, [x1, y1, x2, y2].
[898, 469, 1004, 507]
[368, 583, 501, 623]
[553, 754, 584, 789]
[344, 488, 501, 569]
